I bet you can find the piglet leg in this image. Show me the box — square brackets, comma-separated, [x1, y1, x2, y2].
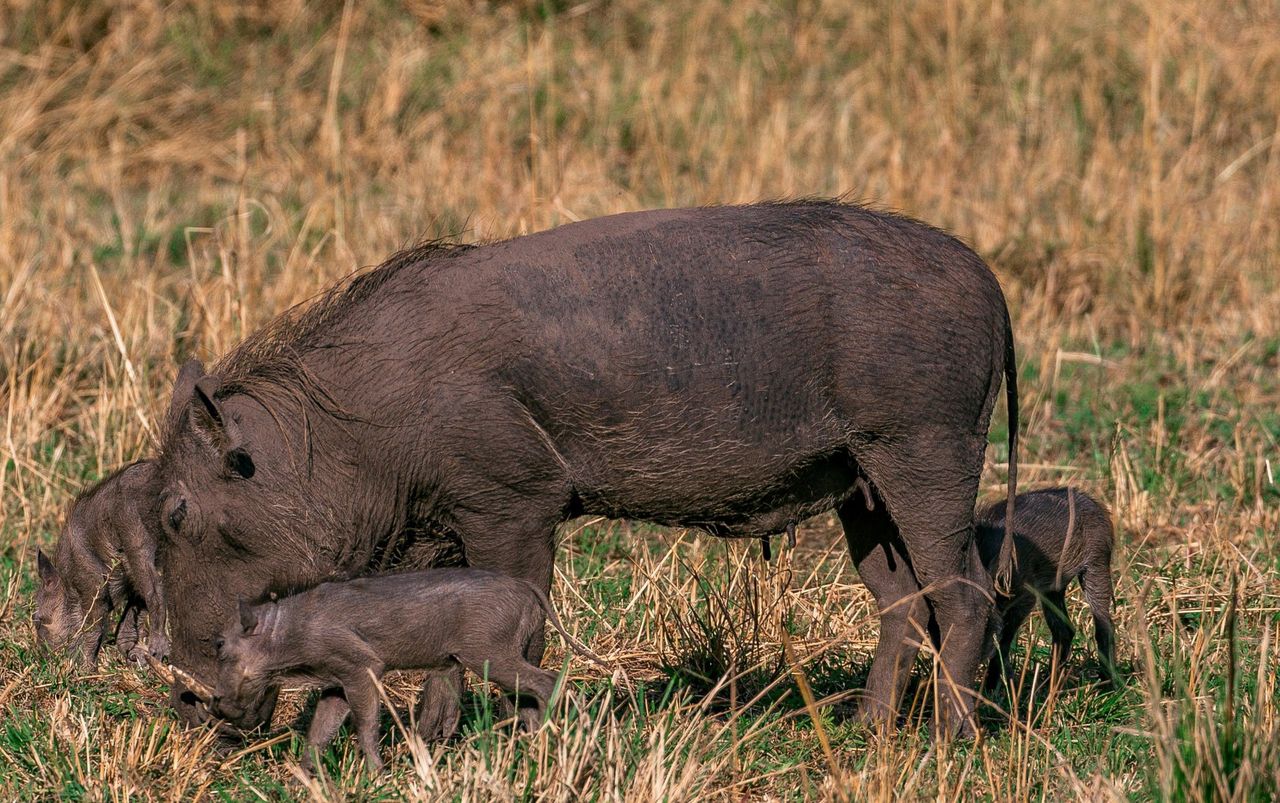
[341, 670, 386, 774]
[302, 687, 350, 774]
[1041, 589, 1075, 683]
[115, 604, 143, 662]
[417, 663, 463, 740]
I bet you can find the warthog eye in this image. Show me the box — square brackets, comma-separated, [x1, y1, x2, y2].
[167, 499, 187, 532]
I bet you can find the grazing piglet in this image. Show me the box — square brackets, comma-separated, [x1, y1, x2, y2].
[210, 568, 601, 773]
[976, 487, 1119, 689]
[34, 460, 167, 666]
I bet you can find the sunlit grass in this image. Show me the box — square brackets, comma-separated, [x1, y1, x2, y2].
[1, 0, 1278, 799]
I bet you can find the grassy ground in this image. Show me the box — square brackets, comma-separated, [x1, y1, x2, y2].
[1, 0, 1278, 799]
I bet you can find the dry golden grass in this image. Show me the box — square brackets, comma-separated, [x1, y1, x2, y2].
[1, 0, 1278, 799]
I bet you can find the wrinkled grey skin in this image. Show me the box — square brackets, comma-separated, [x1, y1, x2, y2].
[35, 461, 167, 666]
[211, 569, 596, 773]
[153, 201, 1019, 737]
[976, 487, 1118, 689]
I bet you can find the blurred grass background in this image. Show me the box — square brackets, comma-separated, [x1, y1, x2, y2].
[1, 0, 1277, 799]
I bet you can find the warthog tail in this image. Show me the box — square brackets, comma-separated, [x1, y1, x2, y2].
[995, 312, 1020, 595]
[522, 580, 610, 670]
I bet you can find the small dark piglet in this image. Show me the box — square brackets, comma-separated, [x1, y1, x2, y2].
[976, 487, 1118, 689]
[35, 460, 167, 666]
[211, 568, 602, 773]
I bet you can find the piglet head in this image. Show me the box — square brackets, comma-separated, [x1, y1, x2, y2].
[210, 598, 281, 729]
[33, 549, 86, 658]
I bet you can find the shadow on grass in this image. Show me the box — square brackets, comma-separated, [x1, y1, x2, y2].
[658, 642, 1132, 737]
[654, 645, 871, 722]
[976, 651, 1135, 735]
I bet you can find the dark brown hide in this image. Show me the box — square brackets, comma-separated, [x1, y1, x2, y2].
[154, 201, 1019, 736]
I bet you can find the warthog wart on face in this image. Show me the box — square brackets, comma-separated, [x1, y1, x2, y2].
[154, 201, 1019, 737]
[976, 487, 1119, 689]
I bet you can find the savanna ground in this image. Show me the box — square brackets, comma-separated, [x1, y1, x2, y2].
[1, 0, 1278, 799]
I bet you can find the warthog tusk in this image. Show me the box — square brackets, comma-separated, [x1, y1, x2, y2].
[172, 666, 216, 702]
[141, 651, 173, 683]
[142, 652, 216, 702]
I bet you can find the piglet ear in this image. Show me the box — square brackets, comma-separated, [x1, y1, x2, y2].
[36, 549, 59, 586]
[238, 598, 258, 634]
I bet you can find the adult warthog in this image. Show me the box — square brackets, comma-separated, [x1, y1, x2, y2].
[152, 201, 1018, 737]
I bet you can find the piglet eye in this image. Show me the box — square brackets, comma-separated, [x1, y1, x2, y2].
[213, 637, 225, 653]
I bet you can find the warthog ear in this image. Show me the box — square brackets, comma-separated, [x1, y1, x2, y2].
[191, 375, 256, 480]
[193, 375, 228, 436]
[36, 549, 59, 587]
[239, 598, 279, 637]
[166, 358, 205, 430]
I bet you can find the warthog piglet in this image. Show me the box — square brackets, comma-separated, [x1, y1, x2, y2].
[35, 460, 167, 666]
[976, 487, 1119, 689]
[211, 568, 601, 773]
